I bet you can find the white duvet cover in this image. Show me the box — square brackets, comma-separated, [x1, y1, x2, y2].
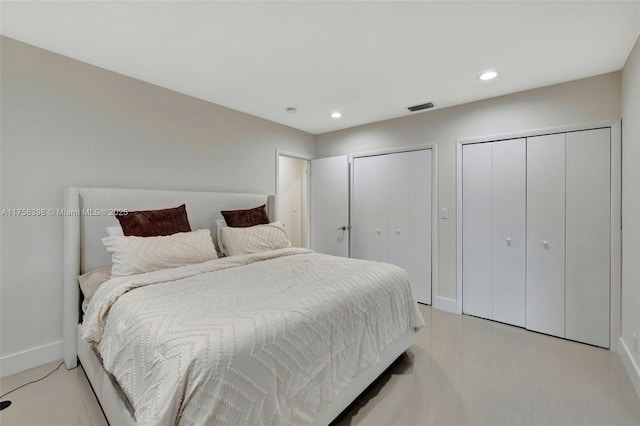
[83, 248, 424, 425]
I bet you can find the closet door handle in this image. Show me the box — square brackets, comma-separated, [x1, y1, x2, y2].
[542, 240, 549, 249]
[505, 237, 512, 246]
[396, 229, 401, 236]
[337, 226, 347, 231]
[376, 229, 382, 236]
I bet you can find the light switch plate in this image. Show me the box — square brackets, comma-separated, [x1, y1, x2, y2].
[440, 208, 449, 219]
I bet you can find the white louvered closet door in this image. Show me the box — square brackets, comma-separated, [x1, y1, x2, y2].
[492, 139, 526, 327]
[462, 142, 493, 319]
[526, 133, 566, 338]
[352, 154, 389, 262]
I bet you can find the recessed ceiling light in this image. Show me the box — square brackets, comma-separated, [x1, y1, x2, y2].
[479, 70, 498, 81]
[330, 112, 342, 118]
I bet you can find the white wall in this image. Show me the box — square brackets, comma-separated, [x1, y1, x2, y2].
[621, 34, 640, 396]
[0, 37, 315, 375]
[316, 72, 621, 304]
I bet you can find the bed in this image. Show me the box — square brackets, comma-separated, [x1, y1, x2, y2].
[62, 187, 424, 425]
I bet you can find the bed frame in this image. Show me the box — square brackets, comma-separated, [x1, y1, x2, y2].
[62, 187, 415, 425]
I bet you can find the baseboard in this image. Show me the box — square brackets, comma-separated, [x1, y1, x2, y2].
[619, 336, 640, 401]
[433, 296, 460, 314]
[0, 340, 63, 378]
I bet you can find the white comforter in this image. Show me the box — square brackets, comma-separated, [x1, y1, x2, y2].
[83, 248, 424, 425]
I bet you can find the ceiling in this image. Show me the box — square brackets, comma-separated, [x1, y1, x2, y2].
[1, 1, 639, 135]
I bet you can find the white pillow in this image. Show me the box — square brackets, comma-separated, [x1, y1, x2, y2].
[216, 219, 227, 254]
[107, 226, 124, 237]
[220, 222, 291, 257]
[102, 229, 218, 277]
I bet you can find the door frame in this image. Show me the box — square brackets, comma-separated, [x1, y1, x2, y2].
[349, 144, 439, 306]
[275, 150, 313, 249]
[456, 119, 622, 351]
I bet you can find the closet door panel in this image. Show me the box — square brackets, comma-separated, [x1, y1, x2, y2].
[409, 149, 432, 304]
[388, 150, 432, 304]
[526, 134, 566, 338]
[462, 143, 493, 320]
[492, 139, 526, 327]
[388, 151, 411, 280]
[565, 128, 611, 347]
[352, 155, 389, 262]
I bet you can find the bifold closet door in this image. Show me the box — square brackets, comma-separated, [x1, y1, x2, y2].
[526, 133, 566, 338]
[462, 143, 493, 319]
[352, 155, 389, 262]
[463, 140, 525, 325]
[492, 139, 526, 327]
[388, 150, 432, 304]
[565, 128, 610, 347]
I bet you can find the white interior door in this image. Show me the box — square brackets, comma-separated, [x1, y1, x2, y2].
[310, 155, 349, 257]
[388, 150, 432, 304]
[565, 128, 611, 348]
[526, 133, 566, 338]
[278, 156, 308, 248]
[352, 155, 389, 262]
[492, 139, 526, 327]
[462, 142, 493, 320]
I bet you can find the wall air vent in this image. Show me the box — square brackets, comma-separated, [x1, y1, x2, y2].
[407, 102, 434, 112]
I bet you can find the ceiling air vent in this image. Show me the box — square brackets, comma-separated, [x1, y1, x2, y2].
[407, 102, 434, 112]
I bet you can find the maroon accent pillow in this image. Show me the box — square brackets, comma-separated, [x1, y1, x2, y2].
[116, 204, 191, 237]
[221, 204, 270, 228]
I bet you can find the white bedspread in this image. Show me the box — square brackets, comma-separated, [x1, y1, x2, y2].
[83, 248, 424, 425]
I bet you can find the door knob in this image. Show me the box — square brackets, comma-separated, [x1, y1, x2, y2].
[542, 240, 549, 249]
[505, 237, 512, 246]
[396, 229, 401, 235]
[377, 229, 382, 236]
[337, 225, 347, 231]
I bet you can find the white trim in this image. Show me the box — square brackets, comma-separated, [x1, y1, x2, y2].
[619, 337, 640, 401]
[433, 296, 458, 314]
[275, 150, 313, 249]
[0, 340, 63, 378]
[457, 119, 619, 145]
[455, 141, 464, 314]
[349, 144, 438, 306]
[610, 120, 622, 352]
[276, 150, 314, 161]
[455, 120, 623, 346]
[349, 145, 436, 159]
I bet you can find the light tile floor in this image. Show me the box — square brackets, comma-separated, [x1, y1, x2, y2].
[1, 305, 639, 426]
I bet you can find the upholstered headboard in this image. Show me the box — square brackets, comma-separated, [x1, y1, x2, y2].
[62, 187, 274, 368]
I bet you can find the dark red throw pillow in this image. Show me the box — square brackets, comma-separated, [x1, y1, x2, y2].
[221, 204, 270, 228]
[116, 204, 191, 237]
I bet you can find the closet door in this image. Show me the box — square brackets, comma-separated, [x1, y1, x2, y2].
[565, 128, 610, 347]
[462, 143, 493, 320]
[352, 155, 389, 262]
[526, 133, 566, 338]
[388, 150, 432, 304]
[492, 139, 526, 327]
